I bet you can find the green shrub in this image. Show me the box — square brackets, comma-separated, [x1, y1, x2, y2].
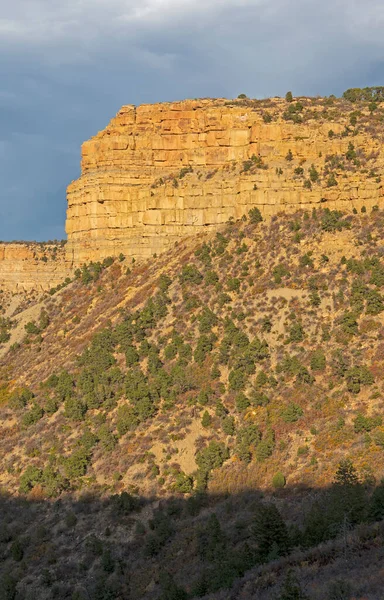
[248, 207, 263, 224]
[196, 442, 229, 476]
[24, 321, 40, 335]
[285, 91, 293, 102]
[309, 164, 319, 183]
[19, 465, 43, 494]
[64, 448, 91, 479]
[235, 392, 250, 412]
[288, 322, 304, 343]
[229, 368, 247, 391]
[173, 472, 194, 494]
[201, 410, 212, 428]
[346, 366, 374, 394]
[272, 472, 286, 488]
[256, 430, 275, 461]
[179, 264, 203, 285]
[22, 403, 44, 427]
[236, 425, 261, 463]
[281, 402, 303, 423]
[353, 413, 381, 433]
[64, 397, 87, 421]
[222, 416, 235, 436]
[310, 349, 326, 371]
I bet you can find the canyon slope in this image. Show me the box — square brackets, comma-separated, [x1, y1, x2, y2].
[1, 208, 384, 598]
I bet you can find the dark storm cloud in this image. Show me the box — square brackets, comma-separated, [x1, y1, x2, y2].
[0, 0, 383, 240]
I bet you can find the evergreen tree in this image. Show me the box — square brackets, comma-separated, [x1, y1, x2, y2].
[251, 502, 290, 561]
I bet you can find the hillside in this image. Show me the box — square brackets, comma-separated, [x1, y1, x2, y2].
[1, 206, 384, 599]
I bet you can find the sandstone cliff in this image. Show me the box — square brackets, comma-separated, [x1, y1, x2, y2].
[0, 243, 71, 293]
[1, 95, 384, 293]
[66, 97, 384, 263]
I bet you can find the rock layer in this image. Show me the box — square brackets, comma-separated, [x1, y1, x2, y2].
[66, 97, 384, 263]
[0, 243, 71, 293]
[1, 96, 384, 292]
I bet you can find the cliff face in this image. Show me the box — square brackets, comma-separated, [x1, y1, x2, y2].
[1, 96, 383, 292]
[66, 97, 384, 263]
[0, 243, 71, 293]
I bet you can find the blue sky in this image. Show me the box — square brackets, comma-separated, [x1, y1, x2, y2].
[0, 0, 383, 241]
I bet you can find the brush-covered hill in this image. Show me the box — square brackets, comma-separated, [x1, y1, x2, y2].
[1, 207, 384, 599]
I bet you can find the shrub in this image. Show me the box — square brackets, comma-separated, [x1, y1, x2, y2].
[196, 442, 229, 476]
[236, 392, 250, 412]
[288, 322, 304, 343]
[110, 491, 139, 515]
[24, 321, 40, 335]
[354, 413, 382, 433]
[338, 311, 358, 336]
[205, 270, 219, 285]
[309, 164, 319, 183]
[237, 425, 261, 463]
[19, 465, 43, 494]
[273, 263, 290, 284]
[64, 397, 87, 421]
[334, 459, 359, 486]
[248, 207, 263, 224]
[179, 264, 203, 285]
[194, 335, 213, 365]
[222, 416, 235, 436]
[229, 368, 247, 391]
[310, 349, 326, 371]
[198, 307, 218, 333]
[98, 424, 117, 451]
[9, 387, 33, 410]
[256, 430, 275, 461]
[201, 410, 212, 428]
[64, 448, 91, 479]
[346, 365, 374, 394]
[281, 402, 303, 423]
[285, 149, 293, 162]
[366, 289, 384, 315]
[327, 173, 338, 187]
[285, 91, 293, 102]
[11, 540, 24, 562]
[272, 472, 286, 489]
[22, 403, 44, 427]
[173, 472, 194, 494]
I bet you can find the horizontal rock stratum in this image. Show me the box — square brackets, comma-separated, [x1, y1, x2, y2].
[0, 243, 71, 293]
[66, 96, 383, 264]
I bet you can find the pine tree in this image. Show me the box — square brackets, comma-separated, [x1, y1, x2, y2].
[251, 502, 290, 561]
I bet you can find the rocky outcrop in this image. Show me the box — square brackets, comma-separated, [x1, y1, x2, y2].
[0, 243, 71, 293]
[66, 97, 384, 263]
[1, 96, 383, 293]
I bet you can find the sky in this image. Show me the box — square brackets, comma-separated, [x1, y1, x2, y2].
[0, 0, 384, 241]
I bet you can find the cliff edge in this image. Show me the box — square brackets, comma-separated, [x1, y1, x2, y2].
[66, 96, 384, 263]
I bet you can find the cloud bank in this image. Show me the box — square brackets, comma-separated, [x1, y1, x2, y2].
[0, 0, 383, 240]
